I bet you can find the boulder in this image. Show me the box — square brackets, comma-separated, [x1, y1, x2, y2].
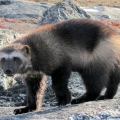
[39, 0, 92, 25]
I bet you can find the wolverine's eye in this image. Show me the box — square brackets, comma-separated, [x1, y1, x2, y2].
[13, 57, 19, 61]
[1, 58, 5, 62]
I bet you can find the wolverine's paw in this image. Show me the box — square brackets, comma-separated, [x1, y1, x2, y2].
[71, 98, 81, 104]
[14, 107, 33, 115]
[71, 94, 87, 104]
[57, 92, 71, 106]
[97, 95, 105, 100]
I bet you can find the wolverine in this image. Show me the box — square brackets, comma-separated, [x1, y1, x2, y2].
[0, 19, 120, 114]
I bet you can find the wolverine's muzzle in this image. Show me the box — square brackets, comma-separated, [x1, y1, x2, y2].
[5, 68, 14, 76]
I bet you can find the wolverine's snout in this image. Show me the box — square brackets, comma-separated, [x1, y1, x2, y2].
[5, 68, 13, 76]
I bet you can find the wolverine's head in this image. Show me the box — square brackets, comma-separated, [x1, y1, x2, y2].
[0, 43, 32, 76]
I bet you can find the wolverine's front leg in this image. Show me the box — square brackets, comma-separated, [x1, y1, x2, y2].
[52, 67, 71, 106]
[14, 72, 46, 115]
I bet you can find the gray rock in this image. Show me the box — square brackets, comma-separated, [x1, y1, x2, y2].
[81, 6, 120, 20]
[39, 0, 92, 25]
[0, 29, 20, 45]
[0, 0, 13, 5]
[0, 0, 51, 18]
[0, 99, 120, 119]
[101, 14, 110, 19]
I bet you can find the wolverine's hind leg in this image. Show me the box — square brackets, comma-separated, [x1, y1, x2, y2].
[98, 67, 120, 100]
[71, 66, 108, 104]
[52, 66, 72, 106]
[98, 84, 119, 100]
[14, 72, 46, 115]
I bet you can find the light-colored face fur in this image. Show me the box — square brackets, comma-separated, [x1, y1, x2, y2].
[0, 51, 27, 61]
[0, 44, 32, 76]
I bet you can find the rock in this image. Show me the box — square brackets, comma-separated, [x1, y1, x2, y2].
[101, 14, 110, 19]
[81, 6, 120, 20]
[0, 0, 51, 19]
[0, 29, 20, 45]
[0, 83, 26, 107]
[0, 29, 21, 90]
[0, 99, 120, 119]
[0, 0, 12, 5]
[39, 0, 92, 25]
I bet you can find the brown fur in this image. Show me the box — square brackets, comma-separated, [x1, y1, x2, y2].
[14, 72, 46, 114]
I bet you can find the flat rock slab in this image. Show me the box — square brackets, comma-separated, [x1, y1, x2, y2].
[0, 0, 51, 18]
[81, 6, 120, 20]
[0, 99, 120, 120]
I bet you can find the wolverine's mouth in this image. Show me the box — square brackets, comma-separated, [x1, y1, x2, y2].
[6, 74, 14, 77]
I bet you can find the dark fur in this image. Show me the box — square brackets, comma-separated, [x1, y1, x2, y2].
[0, 19, 120, 114]
[14, 72, 46, 114]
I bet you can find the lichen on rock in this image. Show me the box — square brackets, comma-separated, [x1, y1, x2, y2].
[39, 0, 92, 25]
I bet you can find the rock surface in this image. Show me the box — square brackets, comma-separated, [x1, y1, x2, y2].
[39, 0, 92, 25]
[0, 0, 51, 33]
[0, 99, 120, 120]
[81, 6, 120, 20]
[0, 0, 13, 5]
[0, 0, 51, 18]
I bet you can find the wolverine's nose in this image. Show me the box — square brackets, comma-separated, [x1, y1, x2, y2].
[5, 68, 13, 75]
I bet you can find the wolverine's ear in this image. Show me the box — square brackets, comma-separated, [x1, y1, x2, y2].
[22, 45, 30, 54]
